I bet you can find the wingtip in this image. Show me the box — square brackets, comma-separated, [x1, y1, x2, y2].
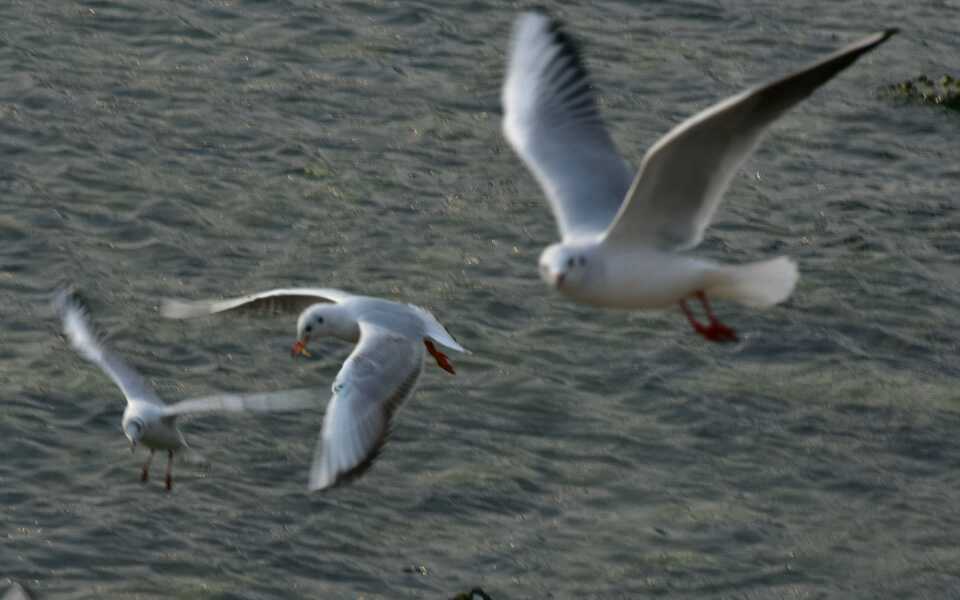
[52, 286, 87, 318]
[882, 27, 899, 40]
[51, 287, 71, 315]
[159, 299, 202, 320]
[308, 476, 333, 494]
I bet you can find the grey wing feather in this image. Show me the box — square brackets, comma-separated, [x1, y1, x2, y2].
[502, 11, 634, 240]
[53, 289, 163, 406]
[163, 388, 320, 417]
[161, 288, 351, 319]
[308, 323, 424, 492]
[603, 29, 898, 251]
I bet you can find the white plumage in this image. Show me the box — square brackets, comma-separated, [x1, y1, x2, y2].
[502, 11, 896, 341]
[162, 287, 468, 491]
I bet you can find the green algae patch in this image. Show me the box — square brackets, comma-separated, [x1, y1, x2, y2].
[885, 75, 960, 111]
[302, 163, 331, 179]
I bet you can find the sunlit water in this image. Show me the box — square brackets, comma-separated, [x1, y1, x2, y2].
[2, 1, 959, 598]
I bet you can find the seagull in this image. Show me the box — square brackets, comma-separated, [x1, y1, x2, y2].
[161, 288, 469, 491]
[1, 582, 35, 600]
[53, 290, 314, 491]
[502, 11, 896, 342]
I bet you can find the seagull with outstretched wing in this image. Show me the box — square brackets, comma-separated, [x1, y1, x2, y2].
[162, 288, 468, 491]
[54, 289, 315, 491]
[502, 11, 896, 342]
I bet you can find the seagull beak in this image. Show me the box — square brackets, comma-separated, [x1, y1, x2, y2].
[130, 441, 137, 453]
[291, 336, 312, 358]
[555, 272, 566, 288]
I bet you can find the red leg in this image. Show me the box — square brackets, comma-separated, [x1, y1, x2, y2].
[424, 340, 456, 375]
[695, 292, 719, 322]
[165, 450, 174, 492]
[680, 299, 710, 337]
[678, 292, 738, 343]
[141, 449, 154, 483]
[696, 292, 738, 342]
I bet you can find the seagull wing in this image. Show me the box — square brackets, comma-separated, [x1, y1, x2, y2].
[502, 11, 634, 240]
[308, 322, 424, 492]
[162, 388, 319, 417]
[53, 290, 163, 406]
[601, 29, 897, 251]
[160, 288, 352, 320]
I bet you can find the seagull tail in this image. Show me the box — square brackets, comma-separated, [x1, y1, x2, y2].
[708, 256, 798, 308]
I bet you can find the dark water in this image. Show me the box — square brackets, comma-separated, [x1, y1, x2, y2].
[2, 1, 960, 598]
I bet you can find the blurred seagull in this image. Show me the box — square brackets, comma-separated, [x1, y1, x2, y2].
[1, 582, 36, 600]
[502, 11, 896, 342]
[161, 288, 468, 491]
[53, 289, 314, 491]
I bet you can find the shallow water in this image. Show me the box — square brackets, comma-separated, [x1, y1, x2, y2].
[2, 1, 959, 598]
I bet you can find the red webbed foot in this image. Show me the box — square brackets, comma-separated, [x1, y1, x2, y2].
[424, 340, 456, 375]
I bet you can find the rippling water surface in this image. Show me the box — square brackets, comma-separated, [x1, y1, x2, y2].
[2, 1, 959, 598]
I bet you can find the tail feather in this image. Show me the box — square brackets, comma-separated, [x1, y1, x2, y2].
[708, 256, 798, 308]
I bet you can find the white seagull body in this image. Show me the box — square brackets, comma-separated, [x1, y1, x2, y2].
[502, 11, 896, 341]
[161, 288, 468, 491]
[54, 290, 314, 491]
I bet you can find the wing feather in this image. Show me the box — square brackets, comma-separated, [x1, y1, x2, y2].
[308, 323, 424, 491]
[161, 288, 351, 320]
[53, 290, 163, 406]
[162, 388, 319, 417]
[502, 11, 634, 240]
[603, 29, 898, 251]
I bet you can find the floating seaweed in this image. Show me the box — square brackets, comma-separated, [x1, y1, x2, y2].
[884, 74, 960, 110]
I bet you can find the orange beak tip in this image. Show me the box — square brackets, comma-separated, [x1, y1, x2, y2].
[291, 340, 311, 358]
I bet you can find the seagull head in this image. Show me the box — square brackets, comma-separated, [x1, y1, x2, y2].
[293, 303, 360, 357]
[123, 417, 145, 450]
[539, 243, 590, 290]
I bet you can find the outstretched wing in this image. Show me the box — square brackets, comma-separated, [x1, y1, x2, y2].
[162, 388, 320, 417]
[502, 11, 634, 240]
[53, 289, 163, 406]
[603, 29, 898, 251]
[161, 288, 352, 320]
[309, 322, 424, 492]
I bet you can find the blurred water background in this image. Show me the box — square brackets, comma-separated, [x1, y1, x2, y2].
[1, 0, 959, 597]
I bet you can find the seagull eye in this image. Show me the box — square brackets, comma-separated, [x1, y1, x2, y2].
[316, 317, 324, 324]
[566, 258, 575, 269]
[579, 256, 586, 266]
[305, 325, 312, 333]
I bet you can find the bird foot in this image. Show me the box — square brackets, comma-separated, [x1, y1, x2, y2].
[679, 293, 739, 344]
[164, 450, 174, 492]
[691, 319, 739, 343]
[424, 340, 456, 375]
